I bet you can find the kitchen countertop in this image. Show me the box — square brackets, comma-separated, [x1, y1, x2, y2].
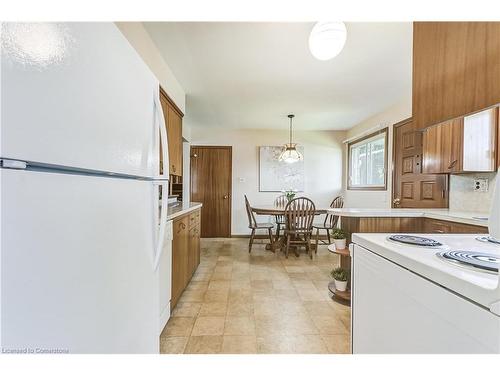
[166, 201, 203, 221]
[328, 208, 489, 227]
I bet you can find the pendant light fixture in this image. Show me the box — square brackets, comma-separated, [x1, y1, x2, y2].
[308, 21, 347, 61]
[279, 114, 303, 164]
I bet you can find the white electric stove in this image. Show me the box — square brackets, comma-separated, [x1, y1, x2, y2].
[350, 233, 500, 353]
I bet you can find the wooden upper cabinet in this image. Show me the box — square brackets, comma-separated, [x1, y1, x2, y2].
[413, 22, 500, 130]
[167, 105, 183, 176]
[462, 107, 497, 172]
[159, 87, 183, 177]
[423, 118, 463, 174]
[423, 107, 497, 174]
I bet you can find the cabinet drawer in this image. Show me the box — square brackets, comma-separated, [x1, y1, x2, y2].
[424, 219, 452, 234]
[424, 218, 488, 234]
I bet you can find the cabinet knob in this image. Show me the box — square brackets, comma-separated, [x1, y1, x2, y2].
[223, 195, 229, 199]
[393, 198, 401, 206]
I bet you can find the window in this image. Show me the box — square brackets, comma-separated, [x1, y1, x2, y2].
[348, 129, 388, 190]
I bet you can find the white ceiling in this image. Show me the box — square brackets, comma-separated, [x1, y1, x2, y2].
[144, 22, 412, 131]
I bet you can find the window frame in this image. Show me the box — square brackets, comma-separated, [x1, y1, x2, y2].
[347, 128, 388, 191]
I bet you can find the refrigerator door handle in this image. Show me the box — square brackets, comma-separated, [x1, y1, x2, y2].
[154, 91, 169, 179]
[151, 89, 169, 271]
[153, 180, 169, 271]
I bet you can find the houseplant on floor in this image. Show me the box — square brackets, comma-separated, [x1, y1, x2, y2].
[331, 228, 347, 250]
[330, 267, 350, 292]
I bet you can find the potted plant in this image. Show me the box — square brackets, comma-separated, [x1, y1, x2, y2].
[331, 228, 347, 250]
[282, 188, 297, 202]
[330, 267, 350, 292]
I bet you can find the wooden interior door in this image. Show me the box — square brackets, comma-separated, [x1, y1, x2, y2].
[190, 146, 232, 237]
[393, 118, 448, 208]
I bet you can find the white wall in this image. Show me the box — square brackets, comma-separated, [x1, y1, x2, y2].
[449, 172, 497, 213]
[190, 128, 346, 235]
[342, 99, 412, 208]
[115, 22, 186, 114]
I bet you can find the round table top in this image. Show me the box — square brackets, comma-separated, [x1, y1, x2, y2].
[251, 205, 328, 215]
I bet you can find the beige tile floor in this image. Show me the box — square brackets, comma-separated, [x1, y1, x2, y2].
[160, 238, 351, 354]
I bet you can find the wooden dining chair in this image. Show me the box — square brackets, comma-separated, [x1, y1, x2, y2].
[313, 196, 344, 254]
[244, 195, 274, 253]
[274, 194, 288, 239]
[283, 197, 316, 259]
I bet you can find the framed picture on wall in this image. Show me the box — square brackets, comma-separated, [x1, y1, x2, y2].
[259, 146, 305, 192]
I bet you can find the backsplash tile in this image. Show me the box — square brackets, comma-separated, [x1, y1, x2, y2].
[449, 172, 497, 213]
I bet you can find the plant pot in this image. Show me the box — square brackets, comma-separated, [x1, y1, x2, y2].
[333, 238, 346, 250]
[334, 279, 348, 292]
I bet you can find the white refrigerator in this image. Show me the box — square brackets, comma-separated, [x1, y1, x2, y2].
[0, 22, 169, 353]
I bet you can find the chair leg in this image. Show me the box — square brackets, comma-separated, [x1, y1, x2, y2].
[307, 234, 313, 259]
[285, 234, 290, 259]
[327, 229, 331, 244]
[249, 228, 255, 253]
[315, 228, 320, 254]
[276, 223, 281, 241]
[268, 227, 273, 246]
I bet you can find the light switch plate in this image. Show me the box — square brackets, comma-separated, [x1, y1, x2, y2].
[474, 178, 489, 193]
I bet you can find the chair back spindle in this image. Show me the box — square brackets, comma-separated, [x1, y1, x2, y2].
[244, 195, 258, 229]
[285, 197, 316, 233]
[323, 196, 344, 228]
[274, 194, 287, 225]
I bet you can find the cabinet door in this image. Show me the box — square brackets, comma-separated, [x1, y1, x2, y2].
[167, 105, 183, 176]
[159, 90, 183, 177]
[422, 124, 442, 174]
[439, 118, 463, 173]
[422, 119, 463, 173]
[462, 107, 497, 172]
[193, 225, 200, 269]
[171, 215, 188, 309]
[188, 227, 197, 277]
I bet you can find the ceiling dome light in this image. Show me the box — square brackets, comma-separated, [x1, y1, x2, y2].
[1, 23, 74, 70]
[308, 21, 347, 61]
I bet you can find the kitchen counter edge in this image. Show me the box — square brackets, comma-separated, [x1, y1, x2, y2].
[328, 208, 488, 227]
[166, 202, 203, 221]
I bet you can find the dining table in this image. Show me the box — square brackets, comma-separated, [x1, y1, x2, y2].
[251, 204, 329, 253]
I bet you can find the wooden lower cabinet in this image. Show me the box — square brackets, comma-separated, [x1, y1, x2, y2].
[171, 208, 201, 310]
[423, 218, 488, 234]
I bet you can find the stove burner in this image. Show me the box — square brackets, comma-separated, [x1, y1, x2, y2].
[438, 250, 500, 273]
[388, 235, 443, 247]
[475, 236, 500, 245]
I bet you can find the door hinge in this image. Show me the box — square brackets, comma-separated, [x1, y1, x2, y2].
[1, 159, 27, 170]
